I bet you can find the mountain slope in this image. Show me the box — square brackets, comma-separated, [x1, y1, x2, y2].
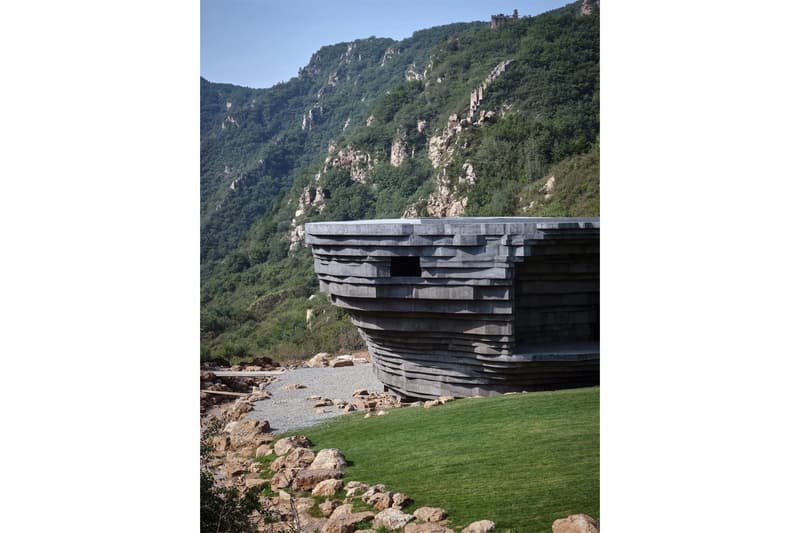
[200, 1, 599, 361]
[200, 23, 482, 273]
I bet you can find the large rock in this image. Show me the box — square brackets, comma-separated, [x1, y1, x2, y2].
[270, 469, 297, 491]
[292, 468, 343, 491]
[321, 504, 375, 533]
[308, 352, 331, 367]
[405, 524, 455, 533]
[361, 484, 388, 500]
[392, 492, 412, 509]
[365, 491, 393, 511]
[551, 513, 599, 533]
[273, 435, 311, 456]
[299, 512, 329, 532]
[222, 460, 247, 477]
[414, 507, 448, 522]
[319, 499, 341, 517]
[312, 478, 343, 497]
[283, 446, 317, 469]
[330, 358, 354, 368]
[309, 448, 348, 472]
[345, 481, 369, 497]
[461, 520, 496, 533]
[372, 508, 414, 530]
[227, 419, 271, 449]
[255, 444, 272, 458]
[244, 477, 269, 490]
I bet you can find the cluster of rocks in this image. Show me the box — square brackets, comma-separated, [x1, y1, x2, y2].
[306, 388, 406, 417]
[262, 434, 499, 533]
[305, 352, 369, 368]
[200, 371, 275, 412]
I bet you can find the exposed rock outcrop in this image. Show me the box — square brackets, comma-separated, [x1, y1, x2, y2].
[381, 46, 400, 66]
[581, 0, 599, 16]
[469, 60, 513, 119]
[390, 132, 408, 167]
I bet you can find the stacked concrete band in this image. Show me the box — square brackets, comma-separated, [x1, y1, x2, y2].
[305, 217, 600, 399]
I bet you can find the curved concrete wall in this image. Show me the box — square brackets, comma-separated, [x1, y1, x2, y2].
[305, 217, 599, 399]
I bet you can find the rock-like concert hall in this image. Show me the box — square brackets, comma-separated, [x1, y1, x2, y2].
[305, 217, 599, 399]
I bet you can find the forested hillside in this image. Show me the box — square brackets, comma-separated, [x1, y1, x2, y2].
[200, 0, 600, 362]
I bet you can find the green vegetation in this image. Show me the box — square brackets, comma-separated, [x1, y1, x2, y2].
[200, 1, 599, 362]
[299, 387, 599, 533]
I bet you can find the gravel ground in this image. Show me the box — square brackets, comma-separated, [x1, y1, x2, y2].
[247, 363, 384, 434]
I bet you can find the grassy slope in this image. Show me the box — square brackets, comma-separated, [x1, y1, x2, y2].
[299, 387, 599, 533]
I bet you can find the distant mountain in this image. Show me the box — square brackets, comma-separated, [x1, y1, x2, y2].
[200, 0, 599, 361]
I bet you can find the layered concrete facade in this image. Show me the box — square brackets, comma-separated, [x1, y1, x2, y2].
[305, 217, 599, 399]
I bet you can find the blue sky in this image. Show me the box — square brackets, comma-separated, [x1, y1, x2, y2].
[201, 0, 569, 89]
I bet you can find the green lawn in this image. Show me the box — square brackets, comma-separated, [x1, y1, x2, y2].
[298, 386, 599, 533]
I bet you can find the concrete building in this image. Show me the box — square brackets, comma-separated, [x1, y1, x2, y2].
[305, 217, 599, 399]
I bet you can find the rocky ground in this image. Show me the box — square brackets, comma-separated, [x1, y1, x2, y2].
[200, 352, 599, 532]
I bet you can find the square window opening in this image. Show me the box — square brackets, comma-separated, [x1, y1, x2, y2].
[390, 256, 421, 277]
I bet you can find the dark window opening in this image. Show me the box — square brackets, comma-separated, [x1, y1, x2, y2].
[390, 256, 421, 277]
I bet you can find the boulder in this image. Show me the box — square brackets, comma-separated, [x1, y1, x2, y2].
[551, 514, 599, 533]
[414, 507, 448, 522]
[315, 399, 334, 408]
[211, 435, 229, 454]
[461, 520, 495, 533]
[424, 400, 441, 409]
[330, 358, 354, 368]
[392, 492, 412, 509]
[361, 484, 388, 500]
[312, 478, 343, 497]
[229, 399, 254, 418]
[352, 389, 369, 396]
[279, 446, 316, 470]
[292, 468, 343, 491]
[227, 420, 271, 449]
[309, 448, 348, 472]
[372, 508, 414, 530]
[299, 512, 329, 532]
[284, 442, 315, 468]
[321, 504, 375, 533]
[319, 499, 341, 517]
[344, 481, 369, 498]
[273, 435, 311, 456]
[255, 444, 272, 458]
[294, 496, 317, 514]
[270, 469, 296, 491]
[282, 383, 307, 391]
[365, 491, 393, 511]
[405, 524, 455, 533]
[307, 352, 331, 368]
[222, 461, 247, 477]
[244, 477, 269, 490]
[438, 395, 455, 404]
